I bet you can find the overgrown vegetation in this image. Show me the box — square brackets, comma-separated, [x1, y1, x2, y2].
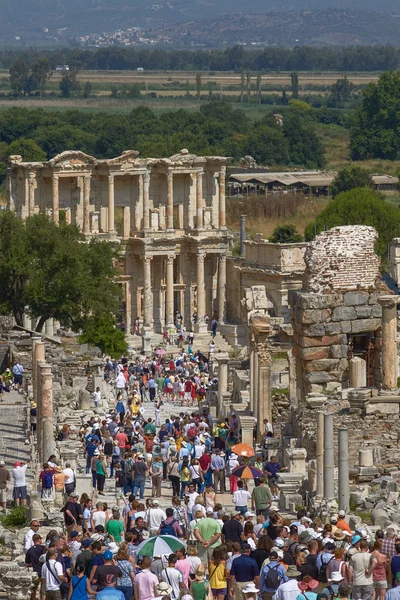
[0, 506, 26, 528]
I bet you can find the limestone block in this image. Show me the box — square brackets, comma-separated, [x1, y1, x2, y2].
[296, 293, 343, 310]
[344, 291, 369, 306]
[351, 318, 381, 334]
[341, 321, 352, 333]
[329, 345, 348, 359]
[79, 389, 91, 410]
[301, 309, 331, 324]
[332, 306, 357, 321]
[326, 382, 342, 392]
[306, 371, 331, 384]
[369, 291, 381, 305]
[301, 347, 330, 361]
[72, 376, 88, 389]
[349, 357, 367, 388]
[355, 305, 373, 318]
[300, 334, 343, 348]
[372, 304, 383, 317]
[365, 402, 400, 415]
[286, 447, 307, 475]
[310, 384, 324, 393]
[324, 323, 342, 335]
[371, 508, 392, 528]
[359, 449, 374, 467]
[303, 324, 325, 336]
[339, 358, 348, 371]
[304, 359, 340, 373]
[2, 571, 34, 600]
[306, 393, 327, 408]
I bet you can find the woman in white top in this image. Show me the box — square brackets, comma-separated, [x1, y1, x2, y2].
[227, 453, 239, 493]
[232, 480, 251, 516]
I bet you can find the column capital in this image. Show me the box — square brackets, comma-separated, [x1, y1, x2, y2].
[143, 255, 153, 265]
[52, 175, 59, 184]
[257, 343, 272, 367]
[220, 166, 227, 177]
[196, 171, 203, 181]
[28, 171, 36, 182]
[167, 170, 173, 181]
[197, 252, 205, 264]
[83, 175, 91, 185]
[108, 174, 114, 184]
[144, 171, 150, 184]
[219, 254, 227, 263]
[378, 295, 400, 309]
[167, 254, 175, 264]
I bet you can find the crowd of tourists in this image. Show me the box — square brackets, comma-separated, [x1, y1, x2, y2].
[17, 352, 400, 600]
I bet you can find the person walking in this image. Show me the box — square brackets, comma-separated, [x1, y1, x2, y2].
[0, 460, 10, 512]
[68, 563, 95, 600]
[251, 478, 272, 519]
[348, 539, 374, 600]
[133, 556, 158, 600]
[210, 450, 225, 494]
[168, 453, 180, 497]
[194, 507, 222, 564]
[132, 454, 149, 500]
[96, 454, 107, 496]
[229, 543, 260, 600]
[160, 554, 184, 600]
[12, 460, 29, 507]
[41, 546, 68, 600]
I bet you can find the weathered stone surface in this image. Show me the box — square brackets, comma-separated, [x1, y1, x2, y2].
[332, 306, 357, 321]
[329, 345, 348, 359]
[301, 309, 331, 324]
[355, 305, 373, 318]
[324, 323, 342, 335]
[365, 402, 400, 415]
[296, 293, 343, 310]
[371, 508, 392, 528]
[369, 291, 381, 305]
[344, 291, 369, 306]
[304, 359, 340, 373]
[301, 347, 330, 361]
[303, 324, 326, 336]
[300, 335, 343, 348]
[306, 371, 331, 384]
[372, 304, 383, 317]
[351, 318, 381, 333]
[340, 321, 352, 333]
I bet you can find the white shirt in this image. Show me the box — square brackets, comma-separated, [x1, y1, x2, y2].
[192, 503, 206, 519]
[273, 579, 301, 600]
[41, 559, 64, 591]
[265, 421, 273, 434]
[12, 464, 28, 487]
[94, 391, 101, 403]
[63, 468, 75, 485]
[232, 490, 251, 506]
[24, 528, 36, 553]
[116, 373, 126, 388]
[146, 507, 166, 530]
[161, 567, 183, 600]
[92, 510, 107, 528]
[186, 492, 198, 512]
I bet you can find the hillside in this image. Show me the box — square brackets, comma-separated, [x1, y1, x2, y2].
[2, 1, 400, 43]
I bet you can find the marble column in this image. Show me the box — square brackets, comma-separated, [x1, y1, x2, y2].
[125, 281, 132, 334]
[143, 256, 152, 328]
[216, 353, 229, 416]
[45, 318, 54, 337]
[143, 172, 150, 229]
[167, 171, 174, 230]
[40, 363, 55, 463]
[257, 344, 272, 440]
[32, 339, 45, 463]
[316, 411, 324, 500]
[217, 254, 226, 324]
[166, 254, 174, 327]
[196, 172, 203, 229]
[252, 347, 259, 415]
[122, 206, 130, 240]
[349, 357, 367, 388]
[338, 426, 350, 513]
[378, 295, 400, 390]
[136, 174, 144, 230]
[219, 166, 226, 229]
[108, 175, 115, 232]
[249, 346, 255, 412]
[240, 215, 247, 256]
[240, 415, 256, 447]
[83, 175, 91, 234]
[28, 172, 36, 216]
[52, 175, 59, 225]
[323, 413, 335, 502]
[196, 252, 206, 319]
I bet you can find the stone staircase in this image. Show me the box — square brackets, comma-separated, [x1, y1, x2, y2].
[127, 330, 233, 356]
[0, 390, 34, 486]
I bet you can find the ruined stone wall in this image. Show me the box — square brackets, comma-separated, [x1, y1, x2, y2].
[304, 225, 380, 294]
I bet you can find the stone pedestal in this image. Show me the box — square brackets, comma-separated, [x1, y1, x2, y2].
[286, 447, 307, 476]
[349, 357, 367, 388]
[238, 414, 256, 447]
[378, 295, 400, 391]
[142, 329, 153, 353]
[45, 318, 54, 337]
[278, 473, 304, 511]
[359, 448, 373, 467]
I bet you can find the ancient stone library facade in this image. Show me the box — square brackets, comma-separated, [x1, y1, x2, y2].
[7, 149, 229, 334]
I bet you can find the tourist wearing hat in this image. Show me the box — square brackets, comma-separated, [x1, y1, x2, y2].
[155, 581, 173, 600]
[242, 583, 259, 600]
[319, 570, 344, 599]
[12, 459, 29, 507]
[336, 510, 352, 535]
[347, 539, 374, 600]
[92, 548, 123, 592]
[297, 575, 319, 599]
[229, 543, 259, 600]
[222, 511, 243, 545]
[272, 565, 302, 600]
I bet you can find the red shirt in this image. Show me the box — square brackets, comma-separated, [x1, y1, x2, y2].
[116, 432, 128, 448]
[199, 454, 211, 471]
[184, 380, 192, 393]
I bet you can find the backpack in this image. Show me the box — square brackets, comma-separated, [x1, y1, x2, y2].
[318, 555, 334, 583]
[43, 470, 53, 489]
[265, 563, 282, 590]
[116, 470, 127, 488]
[160, 519, 177, 537]
[56, 431, 63, 441]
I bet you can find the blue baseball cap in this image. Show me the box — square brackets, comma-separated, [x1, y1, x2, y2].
[352, 535, 362, 545]
[104, 550, 113, 560]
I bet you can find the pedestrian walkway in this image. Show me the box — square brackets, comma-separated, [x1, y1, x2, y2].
[0, 389, 33, 486]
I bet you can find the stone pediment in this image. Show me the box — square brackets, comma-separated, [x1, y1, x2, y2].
[161, 149, 207, 167]
[105, 150, 141, 169]
[48, 151, 97, 169]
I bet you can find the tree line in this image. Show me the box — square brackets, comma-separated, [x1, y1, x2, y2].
[0, 103, 325, 180]
[0, 45, 398, 72]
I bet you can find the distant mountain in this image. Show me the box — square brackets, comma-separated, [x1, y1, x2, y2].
[1, 0, 400, 44]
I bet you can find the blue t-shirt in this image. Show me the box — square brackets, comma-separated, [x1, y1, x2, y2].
[265, 462, 281, 478]
[230, 555, 259, 582]
[92, 554, 105, 567]
[96, 589, 125, 600]
[70, 575, 88, 600]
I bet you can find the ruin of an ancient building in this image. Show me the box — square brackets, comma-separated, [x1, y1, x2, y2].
[7, 149, 230, 335]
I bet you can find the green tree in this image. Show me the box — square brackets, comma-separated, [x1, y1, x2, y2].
[7, 138, 46, 162]
[290, 71, 299, 99]
[256, 73, 262, 104]
[305, 188, 400, 258]
[208, 81, 213, 101]
[246, 70, 252, 101]
[9, 58, 29, 96]
[79, 314, 128, 357]
[330, 166, 374, 197]
[29, 59, 51, 97]
[110, 86, 119, 98]
[351, 71, 400, 160]
[185, 79, 190, 99]
[240, 72, 246, 103]
[0, 213, 122, 331]
[270, 224, 303, 243]
[328, 76, 354, 108]
[196, 73, 202, 98]
[59, 70, 81, 98]
[82, 81, 93, 98]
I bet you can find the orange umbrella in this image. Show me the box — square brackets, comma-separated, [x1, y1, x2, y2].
[231, 443, 255, 458]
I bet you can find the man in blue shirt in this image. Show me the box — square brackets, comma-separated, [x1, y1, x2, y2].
[264, 456, 287, 499]
[229, 543, 260, 600]
[260, 550, 288, 596]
